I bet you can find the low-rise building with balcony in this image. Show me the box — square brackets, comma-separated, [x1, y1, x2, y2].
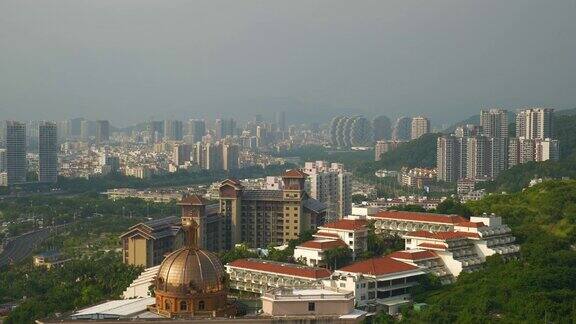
[225, 258, 332, 294]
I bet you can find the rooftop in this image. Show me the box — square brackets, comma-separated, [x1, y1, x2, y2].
[241, 189, 283, 201]
[71, 297, 156, 319]
[404, 230, 480, 240]
[297, 239, 348, 251]
[319, 219, 368, 231]
[337, 256, 420, 276]
[282, 169, 307, 178]
[227, 258, 332, 279]
[373, 210, 467, 225]
[388, 250, 438, 261]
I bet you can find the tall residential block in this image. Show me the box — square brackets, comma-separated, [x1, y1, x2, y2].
[303, 161, 351, 221]
[374, 140, 402, 161]
[164, 120, 183, 141]
[329, 116, 373, 147]
[410, 116, 430, 140]
[5, 121, 27, 185]
[392, 117, 412, 141]
[173, 144, 192, 166]
[96, 120, 110, 143]
[186, 119, 206, 143]
[437, 135, 461, 182]
[222, 143, 239, 171]
[38, 121, 58, 183]
[215, 118, 236, 140]
[516, 108, 554, 139]
[480, 109, 508, 139]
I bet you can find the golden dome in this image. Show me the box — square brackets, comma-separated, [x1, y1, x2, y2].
[156, 247, 224, 295]
[155, 215, 224, 296]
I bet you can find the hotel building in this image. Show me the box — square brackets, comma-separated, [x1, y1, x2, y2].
[225, 258, 332, 294]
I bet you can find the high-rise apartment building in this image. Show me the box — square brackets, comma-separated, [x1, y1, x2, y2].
[454, 124, 482, 138]
[186, 119, 206, 143]
[509, 137, 559, 166]
[437, 135, 461, 182]
[480, 109, 508, 139]
[148, 121, 164, 142]
[329, 116, 373, 147]
[392, 117, 412, 141]
[222, 143, 239, 171]
[275, 111, 286, 132]
[38, 122, 58, 183]
[410, 116, 430, 140]
[465, 136, 488, 180]
[173, 144, 192, 166]
[164, 120, 183, 141]
[516, 108, 554, 139]
[374, 140, 402, 161]
[5, 121, 27, 185]
[56, 120, 70, 143]
[303, 161, 351, 221]
[80, 120, 96, 141]
[215, 118, 236, 140]
[0, 149, 6, 172]
[96, 120, 110, 143]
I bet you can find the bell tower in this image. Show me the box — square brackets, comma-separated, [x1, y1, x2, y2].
[178, 195, 207, 249]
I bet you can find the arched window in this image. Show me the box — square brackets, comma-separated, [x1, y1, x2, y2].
[164, 300, 171, 311]
[198, 300, 205, 310]
[180, 301, 187, 311]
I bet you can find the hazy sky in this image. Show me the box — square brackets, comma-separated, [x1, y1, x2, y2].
[1, 0, 575, 127]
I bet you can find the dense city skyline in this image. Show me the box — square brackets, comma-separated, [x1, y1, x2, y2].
[1, 0, 576, 126]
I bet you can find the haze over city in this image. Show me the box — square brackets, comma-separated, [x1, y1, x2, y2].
[1, 0, 575, 126]
[2, 1, 576, 323]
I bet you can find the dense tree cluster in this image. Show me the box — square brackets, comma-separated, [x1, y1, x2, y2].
[1, 252, 141, 324]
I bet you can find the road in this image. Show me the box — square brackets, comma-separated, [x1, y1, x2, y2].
[0, 227, 57, 267]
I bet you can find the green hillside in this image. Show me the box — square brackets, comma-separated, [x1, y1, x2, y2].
[398, 180, 576, 323]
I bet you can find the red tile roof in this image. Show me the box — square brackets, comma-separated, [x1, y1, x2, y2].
[388, 250, 438, 261]
[282, 169, 307, 178]
[227, 259, 332, 279]
[374, 210, 467, 224]
[297, 239, 348, 251]
[404, 230, 480, 240]
[338, 256, 420, 276]
[178, 194, 206, 205]
[314, 232, 341, 239]
[319, 219, 368, 231]
[418, 243, 447, 250]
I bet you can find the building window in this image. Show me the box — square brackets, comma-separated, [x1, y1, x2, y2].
[406, 239, 412, 244]
[308, 302, 315, 311]
[164, 300, 171, 310]
[198, 300, 205, 310]
[348, 233, 353, 238]
[180, 301, 187, 311]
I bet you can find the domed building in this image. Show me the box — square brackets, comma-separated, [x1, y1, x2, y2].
[153, 198, 236, 318]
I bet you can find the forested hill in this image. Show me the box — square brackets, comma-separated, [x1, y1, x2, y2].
[353, 133, 440, 179]
[399, 180, 576, 323]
